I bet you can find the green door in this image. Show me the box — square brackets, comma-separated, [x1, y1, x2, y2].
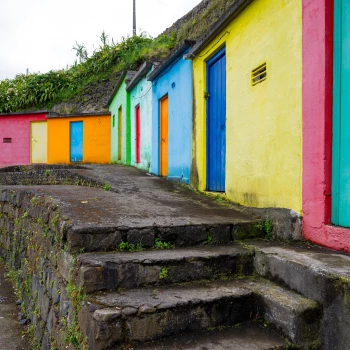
[333, 0, 350, 227]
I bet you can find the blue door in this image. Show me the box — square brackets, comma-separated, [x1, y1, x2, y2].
[207, 47, 226, 192]
[333, 1, 350, 227]
[70, 121, 83, 162]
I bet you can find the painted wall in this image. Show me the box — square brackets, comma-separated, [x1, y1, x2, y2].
[47, 115, 110, 164]
[302, 0, 350, 252]
[130, 72, 152, 171]
[109, 78, 131, 165]
[0, 113, 47, 167]
[150, 52, 193, 183]
[192, 0, 302, 212]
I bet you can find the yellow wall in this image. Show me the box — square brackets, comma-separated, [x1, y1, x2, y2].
[47, 115, 111, 164]
[31, 121, 47, 163]
[192, 0, 302, 212]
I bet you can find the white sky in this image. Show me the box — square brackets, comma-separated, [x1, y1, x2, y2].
[0, 0, 202, 81]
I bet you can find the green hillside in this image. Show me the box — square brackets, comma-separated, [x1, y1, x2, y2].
[0, 0, 236, 114]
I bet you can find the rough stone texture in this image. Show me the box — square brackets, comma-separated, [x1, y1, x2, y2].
[82, 280, 257, 345]
[76, 245, 254, 293]
[246, 279, 321, 347]
[127, 228, 155, 247]
[132, 322, 287, 350]
[80, 277, 321, 348]
[251, 240, 350, 350]
[1, 164, 350, 349]
[209, 225, 232, 243]
[241, 207, 303, 241]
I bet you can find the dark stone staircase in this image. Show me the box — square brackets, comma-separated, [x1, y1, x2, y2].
[74, 242, 323, 350]
[1, 165, 349, 350]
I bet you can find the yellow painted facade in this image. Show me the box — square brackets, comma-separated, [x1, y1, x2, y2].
[47, 115, 111, 164]
[192, 0, 302, 211]
[30, 122, 48, 164]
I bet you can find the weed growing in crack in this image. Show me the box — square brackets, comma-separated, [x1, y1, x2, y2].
[255, 219, 273, 240]
[102, 183, 111, 191]
[159, 267, 168, 280]
[118, 241, 143, 252]
[154, 238, 174, 250]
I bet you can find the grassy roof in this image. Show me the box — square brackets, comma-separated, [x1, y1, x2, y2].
[0, 0, 237, 113]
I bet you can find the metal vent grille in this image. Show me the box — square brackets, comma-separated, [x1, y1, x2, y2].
[3, 138, 12, 143]
[252, 63, 267, 86]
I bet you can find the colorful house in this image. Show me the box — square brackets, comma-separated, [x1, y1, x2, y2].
[148, 41, 195, 183]
[187, 0, 302, 212]
[126, 62, 155, 171]
[109, 71, 136, 165]
[47, 112, 111, 164]
[0, 111, 51, 167]
[302, 0, 350, 252]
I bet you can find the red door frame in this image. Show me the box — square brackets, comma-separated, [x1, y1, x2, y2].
[135, 105, 141, 164]
[303, 0, 350, 252]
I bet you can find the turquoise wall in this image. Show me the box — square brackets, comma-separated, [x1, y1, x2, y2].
[150, 49, 193, 183]
[109, 77, 131, 165]
[130, 70, 153, 171]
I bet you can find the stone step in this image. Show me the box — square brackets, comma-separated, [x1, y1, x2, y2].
[128, 322, 288, 350]
[78, 278, 320, 350]
[76, 244, 254, 293]
[66, 221, 262, 254]
[250, 240, 350, 349]
[252, 241, 350, 302]
[244, 279, 321, 347]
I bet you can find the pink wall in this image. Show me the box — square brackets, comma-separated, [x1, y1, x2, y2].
[303, 0, 350, 252]
[0, 113, 47, 167]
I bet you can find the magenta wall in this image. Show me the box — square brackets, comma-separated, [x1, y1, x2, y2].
[0, 113, 47, 167]
[302, 0, 350, 252]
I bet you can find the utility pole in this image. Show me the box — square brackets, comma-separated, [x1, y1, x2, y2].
[133, 0, 136, 36]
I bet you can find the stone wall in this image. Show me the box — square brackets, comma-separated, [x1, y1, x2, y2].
[0, 188, 87, 349]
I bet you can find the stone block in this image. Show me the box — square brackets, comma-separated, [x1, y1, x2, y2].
[57, 251, 74, 282]
[209, 225, 232, 243]
[127, 229, 155, 247]
[176, 226, 207, 246]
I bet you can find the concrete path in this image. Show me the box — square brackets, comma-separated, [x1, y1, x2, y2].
[0, 261, 30, 350]
[0, 164, 256, 230]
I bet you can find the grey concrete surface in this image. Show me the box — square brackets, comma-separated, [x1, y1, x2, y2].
[0, 262, 30, 350]
[0, 164, 255, 230]
[125, 322, 287, 350]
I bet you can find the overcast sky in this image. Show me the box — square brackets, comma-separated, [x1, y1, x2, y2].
[0, 0, 202, 81]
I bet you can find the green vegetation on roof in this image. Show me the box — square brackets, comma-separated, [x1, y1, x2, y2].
[0, 0, 237, 113]
[0, 32, 175, 113]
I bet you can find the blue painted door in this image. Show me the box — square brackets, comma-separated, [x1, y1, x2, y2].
[207, 47, 226, 192]
[333, 1, 350, 227]
[70, 121, 83, 162]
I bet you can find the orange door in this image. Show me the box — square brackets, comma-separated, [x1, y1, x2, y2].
[160, 96, 168, 176]
[118, 107, 122, 160]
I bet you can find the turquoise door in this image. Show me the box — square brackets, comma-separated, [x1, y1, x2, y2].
[333, 1, 350, 227]
[70, 121, 83, 162]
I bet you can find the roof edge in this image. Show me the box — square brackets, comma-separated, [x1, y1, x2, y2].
[46, 112, 111, 119]
[107, 71, 127, 105]
[147, 40, 196, 82]
[126, 61, 154, 92]
[185, 0, 254, 59]
[0, 110, 57, 117]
